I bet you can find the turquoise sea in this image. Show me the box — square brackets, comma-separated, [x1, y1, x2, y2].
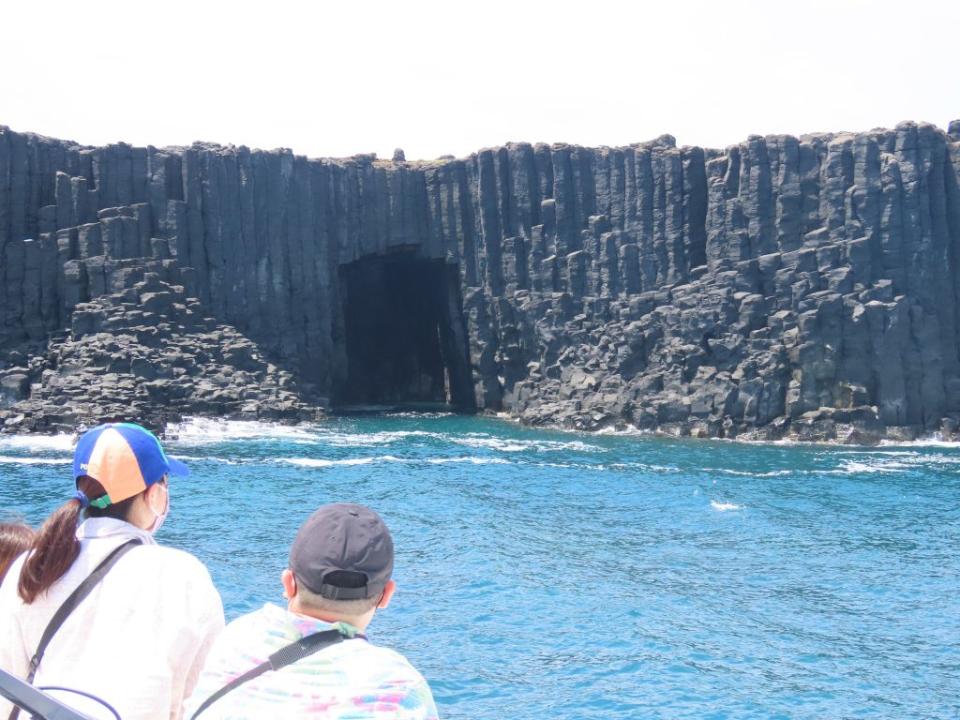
[1, 415, 958, 719]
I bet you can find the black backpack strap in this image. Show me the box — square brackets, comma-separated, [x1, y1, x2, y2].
[8, 538, 142, 720]
[190, 629, 349, 720]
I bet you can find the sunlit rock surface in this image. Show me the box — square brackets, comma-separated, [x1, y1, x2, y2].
[1, 121, 959, 440]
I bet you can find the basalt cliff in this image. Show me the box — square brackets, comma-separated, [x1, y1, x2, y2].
[2, 121, 960, 442]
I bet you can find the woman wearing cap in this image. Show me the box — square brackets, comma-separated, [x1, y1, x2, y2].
[0, 422, 225, 720]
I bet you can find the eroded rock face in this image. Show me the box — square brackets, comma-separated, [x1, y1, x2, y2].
[1, 121, 959, 441]
[0, 272, 319, 434]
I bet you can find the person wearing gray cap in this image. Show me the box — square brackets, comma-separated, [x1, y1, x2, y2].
[184, 503, 438, 719]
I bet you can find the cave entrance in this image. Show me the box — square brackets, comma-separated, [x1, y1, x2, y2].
[336, 252, 476, 412]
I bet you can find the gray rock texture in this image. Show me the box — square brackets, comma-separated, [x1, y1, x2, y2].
[0, 268, 317, 434]
[2, 121, 960, 441]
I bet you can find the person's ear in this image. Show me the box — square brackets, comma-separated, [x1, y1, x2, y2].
[142, 481, 165, 515]
[281, 569, 297, 601]
[145, 482, 162, 504]
[378, 580, 396, 609]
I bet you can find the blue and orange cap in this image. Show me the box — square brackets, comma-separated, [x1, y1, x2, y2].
[72, 423, 189, 509]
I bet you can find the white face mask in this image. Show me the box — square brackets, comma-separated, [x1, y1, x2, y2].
[147, 481, 170, 535]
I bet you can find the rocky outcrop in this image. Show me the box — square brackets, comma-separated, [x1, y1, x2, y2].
[1, 121, 960, 441]
[0, 270, 317, 433]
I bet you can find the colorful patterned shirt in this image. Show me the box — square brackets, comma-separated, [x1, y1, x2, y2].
[185, 603, 439, 719]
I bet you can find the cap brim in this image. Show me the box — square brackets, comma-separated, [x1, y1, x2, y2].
[167, 457, 190, 477]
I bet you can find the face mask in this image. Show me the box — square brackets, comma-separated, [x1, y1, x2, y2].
[147, 482, 170, 535]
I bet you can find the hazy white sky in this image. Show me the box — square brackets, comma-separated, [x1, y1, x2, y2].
[2, 0, 957, 160]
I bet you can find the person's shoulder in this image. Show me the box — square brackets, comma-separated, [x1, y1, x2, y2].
[353, 642, 432, 685]
[351, 643, 438, 716]
[124, 545, 224, 629]
[203, 605, 275, 661]
[0, 553, 27, 606]
[126, 544, 220, 600]
[222, 604, 272, 634]
[134, 543, 212, 577]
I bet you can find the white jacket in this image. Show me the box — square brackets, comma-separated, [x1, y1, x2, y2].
[0, 518, 225, 720]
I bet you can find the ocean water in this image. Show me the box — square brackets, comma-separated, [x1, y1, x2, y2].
[1, 415, 958, 719]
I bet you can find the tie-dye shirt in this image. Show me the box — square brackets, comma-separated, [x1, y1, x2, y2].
[185, 603, 438, 719]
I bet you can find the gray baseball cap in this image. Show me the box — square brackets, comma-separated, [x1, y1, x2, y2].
[289, 503, 395, 600]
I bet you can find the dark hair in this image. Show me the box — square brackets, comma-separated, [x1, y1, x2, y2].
[0, 522, 34, 584]
[18, 476, 139, 604]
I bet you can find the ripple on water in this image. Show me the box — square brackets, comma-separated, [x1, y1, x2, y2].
[1, 415, 957, 720]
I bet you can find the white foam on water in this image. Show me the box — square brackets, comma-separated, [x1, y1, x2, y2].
[426, 456, 512, 465]
[725, 437, 807, 447]
[532, 461, 596, 470]
[166, 418, 321, 445]
[451, 437, 530, 452]
[911, 454, 960, 466]
[836, 452, 960, 472]
[0, 455, 70, 465]
[452, 434, 603, 453]
[169, 454, 240, 465]
[0, 434, 75, 453]
[594, 424, 651, 436]
[523, 460, 679, 472]
[384, 411, 454, 419]
[710, 500, 742, 512]
[879, 433, 960, 448]
[324, 430, 606, 453]
[530, 459, 669, 472]
[835, 459, 910, 474]
[282, 455, 403, 468]
[607, 462, 680, 473]
[160, 419, 604, 463]
[283, 457, 373, 467]
[714, 468, 793, 477]
[832, 449, 919, 457]
[320, 430, 442, 447]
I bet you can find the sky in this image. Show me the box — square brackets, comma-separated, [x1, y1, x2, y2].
[1, 0, 957, 161]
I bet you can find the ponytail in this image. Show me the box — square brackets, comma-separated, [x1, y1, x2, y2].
[18, 476, 138, 604]
[17, 499, 83, 604]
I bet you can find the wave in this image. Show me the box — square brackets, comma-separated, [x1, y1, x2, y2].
[0, 455, 70, 465]
[710, 500, 742, 511]
[878, 432, 960, 448]
[830, 449, 919, 457]
[606, 461, 680, 473]
[426, 456, 512, 465]
[383, 411, 454, 419]
[321, 430, 441, 447]
[285, 455, 515, 467]
[451, 434, 603, 453]
[169, 454, 241, 465]
[838, 460, 908, 474]
[319, 430, 603, 453]
[910, 454, 960, 466]
[200, 453, 669, 472]
[700, 453, 960, 477]
[282, 455, 403, 468]
[168, 418, 608, 456]
[0, 434, 74, 452]
[714, 468, 794, 477]
[593, 423, 653, 436]
[166, 418, 322, 444]
[832, 453, 960, 474]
